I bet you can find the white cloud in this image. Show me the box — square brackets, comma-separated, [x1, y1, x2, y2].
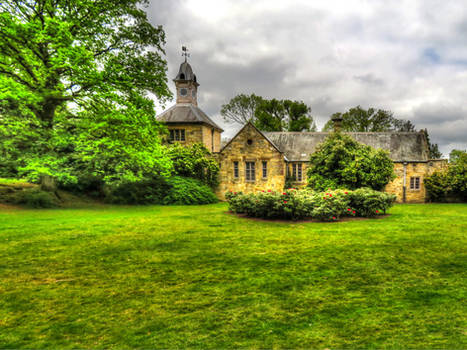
[147, 0, 467, 155]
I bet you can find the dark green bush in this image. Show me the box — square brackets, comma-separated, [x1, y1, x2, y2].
[12, 188, 58, 208]
[425, 150, 466, 202]
[347, 188, 396, 217]
[105, 176, 171, 204]
[307, 132, 395, 191]
[226, 188, 395, 221]
[167, 143, 220, 187]
[162, 177, 218, 205]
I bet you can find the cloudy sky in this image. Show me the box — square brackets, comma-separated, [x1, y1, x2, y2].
[147, 0, 467, 156]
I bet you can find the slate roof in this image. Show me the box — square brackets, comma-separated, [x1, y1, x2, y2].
[174, 61, 197, 82]
[156, 104, 223, 132]
[264, 131, 429, 162]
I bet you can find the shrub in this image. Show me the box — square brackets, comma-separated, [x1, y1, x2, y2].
[307, 132, 395, 191]
[425, 150, 466, 202]
[167, 143, 220, 187]
[162, 177, 218, 205]
[347, 188, 396, 217]
[226, 188, 395, 221]
[105, 176, 171, 204]
[11, 188, 58, 208]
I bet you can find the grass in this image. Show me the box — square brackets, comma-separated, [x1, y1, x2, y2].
[0, 203, 466, 348]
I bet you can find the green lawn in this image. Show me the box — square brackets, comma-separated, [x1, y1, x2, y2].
[0, 203, 466, 348]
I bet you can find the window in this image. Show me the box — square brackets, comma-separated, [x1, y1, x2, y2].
[170, 129, 185, 141]
[292, 163, 303, 182]
[233, 161, 239, 179]
[410, 176, 420, 190]
[262, 161, 267, 179]
[245, 162, 255, 181]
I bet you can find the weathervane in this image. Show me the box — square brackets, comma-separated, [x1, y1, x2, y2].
[182, 46, 190, 62]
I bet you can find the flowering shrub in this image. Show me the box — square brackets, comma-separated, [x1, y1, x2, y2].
[347, 188, 396, 217]
[226, 187, 395, 221]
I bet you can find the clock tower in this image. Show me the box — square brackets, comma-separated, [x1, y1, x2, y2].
[173, 51, 199, 106]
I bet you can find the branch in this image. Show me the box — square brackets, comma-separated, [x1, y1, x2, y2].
[0, 69, 35, 90]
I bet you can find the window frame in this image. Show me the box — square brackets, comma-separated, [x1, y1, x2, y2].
[410, 176, 421, 190]
[245, 161, 256, 182]
[292, 163, 303, 182]
[262, 161, 267, 179]
[169, 129, 186, 142]
[233, 161, 239, 179]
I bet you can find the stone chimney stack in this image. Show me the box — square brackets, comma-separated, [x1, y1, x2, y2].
[331, 114, 343, 132]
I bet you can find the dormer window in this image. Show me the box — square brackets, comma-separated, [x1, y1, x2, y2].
[180, 73, 185, 80]
[193, 75, 197, 82]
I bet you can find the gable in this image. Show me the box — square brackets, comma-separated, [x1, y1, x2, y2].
[220, 122, 284, 157]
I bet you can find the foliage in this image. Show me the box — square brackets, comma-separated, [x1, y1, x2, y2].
[167, 143, 219, 187]
[162, 177, 218, 205]
[226, 188, 394, 221]
[425, 149, 467, 202]
[423, 129, 443, 159]
[307, 132, 395, 191]
[254, 99, 317, 132]
[105, 176, 171, 204]
[347, 187, 396, 217]
[0, 187, 58, 208]
[106, 176, 217, 205]
[220, 93, 265, 125]
[221, 94, 316, 131]
[322, 106, 415, 132]
[0, 0, 172, 186]
[0, 203, 466, 348]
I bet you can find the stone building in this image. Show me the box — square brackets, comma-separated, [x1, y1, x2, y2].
[157, 58, 223, 152]
[157, 58, 445, 203]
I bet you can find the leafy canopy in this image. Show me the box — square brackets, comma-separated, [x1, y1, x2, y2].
[322, 106, 415, 132]
[221, 94, 317, 131]
[307, 132, 395, 191]
[0, 0, 173, 185]
[425, 149, 467, 202]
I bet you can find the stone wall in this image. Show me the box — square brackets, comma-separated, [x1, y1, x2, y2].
[384, 160, 447, 203]
[200, 126, 222, 153]
[216, 123, 286, 199]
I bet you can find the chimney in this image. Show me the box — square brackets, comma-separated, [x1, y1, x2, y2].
[331, 114, 343, 132]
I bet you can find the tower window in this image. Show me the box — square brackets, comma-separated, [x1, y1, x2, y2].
[262, 161, 268, 179]
[180, 73, 185, 80]
[233, 161, 239, 178]
[292, 163, 303, 182]
[245, 162, 255, 181]
[170, 129, 185, 141]
[410, 176, 420, 190]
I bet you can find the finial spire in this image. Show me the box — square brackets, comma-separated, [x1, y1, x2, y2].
[182, 46, 190, 62]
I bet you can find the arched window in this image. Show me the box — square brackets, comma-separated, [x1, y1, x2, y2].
[180, 73, 185, 80]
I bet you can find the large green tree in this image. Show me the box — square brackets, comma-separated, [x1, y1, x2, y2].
[220, 93, 264, 125]
[307, 132, 395, 191]
[0, 0, 172, 184]
[322, 106, 415, 132]
[221, 94, 316, 131]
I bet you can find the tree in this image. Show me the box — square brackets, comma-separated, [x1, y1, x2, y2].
[220, 93, 264, 125]
[0, 0, 172, 185]
[254, 99, 285, 131]
[307, 132, 395, 191]
[425, 149, 466, 202]
[283, 100, 317, 131]
[221, 94, 316, 131]
[423, 129, 443, 159]
[322, 106, 415, 132]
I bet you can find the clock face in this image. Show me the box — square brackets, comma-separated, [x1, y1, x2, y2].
[192, 89, 196, 98]
[180, 88, 188, 96]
